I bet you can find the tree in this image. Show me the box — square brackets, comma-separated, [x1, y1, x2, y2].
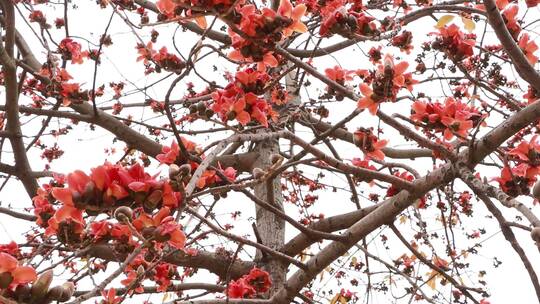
[0, 0, 539, 302]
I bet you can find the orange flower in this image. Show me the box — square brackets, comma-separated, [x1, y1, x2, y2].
[509, 135, 540, 164]
[0, 253, 37, 290]
[441, 112, 473, 140]
[353, 128, 387, 160]
[277, 0, 307, 37]
[357, 83, 378, 114]
[518, 33, 539, 65]
[133, 207, 185, 249]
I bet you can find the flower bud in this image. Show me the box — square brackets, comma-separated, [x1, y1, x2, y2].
[533, 181, 540, 199]
[531, 227, 540, 243]
[114, 206, 133, 223]
[179, 164, 191, 176]
[58, 282, 75, 302]
[31, 269, 53, 301]
[169, 164, 180, 179]
[196, 102, 206, 112]
[14, 284, 31, 302]
[46, 286, 63, 301]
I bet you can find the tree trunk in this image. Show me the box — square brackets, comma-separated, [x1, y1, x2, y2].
[253, 138, 286, 296]
[254, 66, 299, 297]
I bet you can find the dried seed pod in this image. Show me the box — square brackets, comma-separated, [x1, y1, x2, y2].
[114, 206, 133, 223]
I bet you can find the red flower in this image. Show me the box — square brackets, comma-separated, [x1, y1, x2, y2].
[110, 223, 133, 241]
[226, 267, 271, 298]
[101, 289, 122, 304]
[353, 128, 387, 160]
[325, 66, 354, 84]
[45, 205, 85, 238]
[411, 97, 482, 141]
[518, 33, 539, 65]
[58, 38, 87, 64]
[357, 83, 378, 114]
[0, 253, 37, 290]
[502, 4, 520, 39]
[157, 141, 180, 164]
[441, 112, 473, 140]
[156, 0, 176, 16]
[133, 207, 186, 249]
[157, 138, 199, 164]
[211, 73, 278, 127]
[509, 135, 540, 165]
[90, 220, 111, 240]
[434, 24, 475, 60]
[227, 278, 255, 298]
[245, 267, 272, 293]
[494, 165, 539, 196]
[358, 55, 411, 114]
[136, 42, 157, 64]
[277, 0, 308, 37]
[32, 190, 55, 227]
[351, 158, 376, 171]
[0, 242, 20, 257]
[153, 263, 173, 292]
[118, 163, 159, 193]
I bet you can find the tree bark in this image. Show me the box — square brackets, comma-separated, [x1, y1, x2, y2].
[253, 138, 286, 296]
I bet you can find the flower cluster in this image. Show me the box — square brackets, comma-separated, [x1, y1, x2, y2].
[31, 68, 89, 106]
[211, 68, 281, 126]
[32, 162, 181, 244]
[357, 54, 415, 114]
[410, 97, 484, 140]
[58, 38, 88, 64]
[319, 7, 377, 38]
[391, 30, 414, 54]
[227, 0, 307, 70]
[118, 247, 185, 293]
[495, 136, 540, 196]
[324, 66, 356, 100]
[157, 0, 232, 24]
[136, 42, 186, 74]
[432, 24, 475, 61]
[157, 140, 237, 189]
[227, 267, 271, 298]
